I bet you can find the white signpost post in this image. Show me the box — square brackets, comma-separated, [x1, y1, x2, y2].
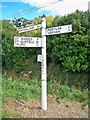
[14, 17, 72, 111]
[41, 18, 47, 110]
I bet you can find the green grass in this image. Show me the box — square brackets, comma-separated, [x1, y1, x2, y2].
[2, 77, 41, 102]
[47, 80, 88, 106]
[2, 76, 88, 106]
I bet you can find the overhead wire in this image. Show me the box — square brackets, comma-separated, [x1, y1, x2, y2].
[4, 0, 61, 19]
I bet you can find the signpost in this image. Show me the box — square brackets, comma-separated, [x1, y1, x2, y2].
[14, 17, 72, 111]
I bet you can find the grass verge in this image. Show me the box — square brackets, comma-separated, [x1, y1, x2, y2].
[2, 76, 88, 107]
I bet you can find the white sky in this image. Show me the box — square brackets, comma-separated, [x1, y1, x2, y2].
[21, 0, 89, 16]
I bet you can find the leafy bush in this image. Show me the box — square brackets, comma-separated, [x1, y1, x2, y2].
[2, 10, 89, 72]
[48, 10, 88, 72]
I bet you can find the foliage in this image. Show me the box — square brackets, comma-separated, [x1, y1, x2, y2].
[1, 10, 89, 73]
[2, 76, 88, 106]
[47, 63, 88, 89]
[47, 10, 88, 72]
[2, 76, 41, 101]
[12, 17, 33, 27]
[1, 21, 40, 72]
[47, 80, 88, 106]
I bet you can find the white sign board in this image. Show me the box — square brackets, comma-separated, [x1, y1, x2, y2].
[37, 55, 43, 62]
[45, 24, 72, 35]
[14, 36, 42, 47]
[19, 24, 42, 33]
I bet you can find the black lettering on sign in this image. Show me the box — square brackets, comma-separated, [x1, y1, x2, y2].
[36, 38, 39, 46]
[31, 38, 34, 44]
[42, 62, 44, 74]
[48, 28, 50, 31]
[55, 30, 58, 33]
[15, 37, 19, 45]
[21, 37, 25, 44]
[24, 38, 33, 44]
[50, 29, 52, 33]
[57, 27, 59, 30]
[51, 28, 54, 34]
[28, 38, 31, 43]
[42, 56, 44, 62]
[57, 28, 60, 32]
[20, 29, 23, 32]
[59, 27, 62, 30]
[68, 25, 71, 31]
[21, 37, 24, 40]
[20, 40, 25, 45]
[31, 26, 34, 30]
[47, 28, 49, 34]
[23, 28, 26, 31]
[42, 63, 44, 69]
[37, 25, 40, 28]
[25, 38, 28, 43]
[21, 38, 23, 43]
[42, 79, 45, 81]
[55, 27, 58, 31]
[16, 41, 19, 45]
[51, 28, 54, 31]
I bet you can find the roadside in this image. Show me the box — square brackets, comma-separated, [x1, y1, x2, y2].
[2, 96, 88, 118]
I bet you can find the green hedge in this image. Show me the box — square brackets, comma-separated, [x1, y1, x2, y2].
[2, 10, 89, 72]
[47, 10, 88, 72]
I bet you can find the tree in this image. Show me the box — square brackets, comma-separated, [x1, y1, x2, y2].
[12, 17, 33, 27]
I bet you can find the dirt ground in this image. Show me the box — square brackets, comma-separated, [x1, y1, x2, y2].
[3, 96, 88, 118]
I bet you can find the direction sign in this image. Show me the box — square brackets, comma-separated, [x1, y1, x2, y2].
[19, 24, 42, 33]
[37, 55, 43, 62]
[45, 24, 72, 35]
[14, 36, 42, 47]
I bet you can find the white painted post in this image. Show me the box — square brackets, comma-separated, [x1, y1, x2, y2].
[41, 17, 47, 110]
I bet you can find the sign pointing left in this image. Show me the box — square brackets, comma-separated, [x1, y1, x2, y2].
[19, 24, 42, 33]
[14, 36, 42, 47]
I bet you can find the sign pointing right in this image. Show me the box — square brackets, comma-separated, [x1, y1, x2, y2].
[45, 24, 72, 35]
